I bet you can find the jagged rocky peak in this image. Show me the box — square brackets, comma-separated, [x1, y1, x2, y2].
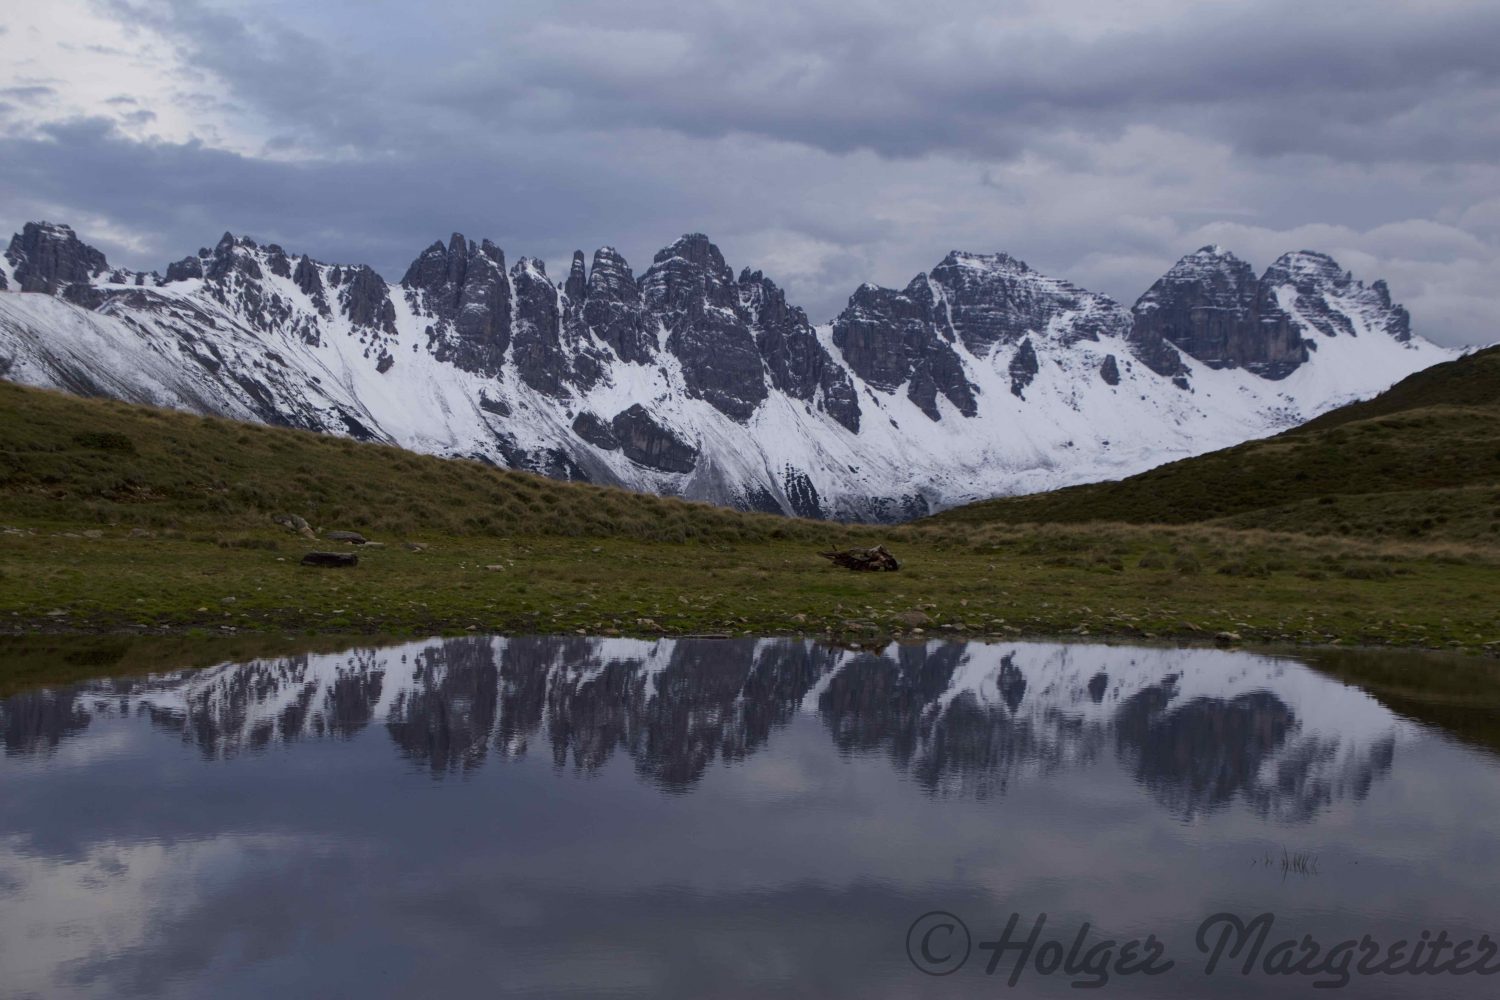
[163, 254, 205, 283]
[263, 243, 292, 279]
[583, 246, 652, 364]
[402, 232, 511, 374]
[292, 254, 328, 313]
[738, 267, 861, 433]
[508, 254, 572, 396]
[1261, 250, 1412, 343]
[1131, 245, 1306, 381]
[832, 275, 977, 422]
[5, 221, 110, 296]
[642, 233, 737, 313]
[564, 251, 587, 301]
[928, 249, 1130, 353]
[202, 231, 266, 282]
[0, 217, 1449, 520]
[1136, 245, 1258, 313]
[329, 263, 397, 336]
[643, 234, 767, 421]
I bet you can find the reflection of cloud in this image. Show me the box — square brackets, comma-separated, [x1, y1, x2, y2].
[0, 833, 335, 999]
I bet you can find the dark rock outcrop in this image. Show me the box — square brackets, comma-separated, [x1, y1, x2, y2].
[641, 235, 768, 420]
[164, 255, 205, 283]
[564, 250, 587, 301]
[509, 258, 569, 396]
[334, 265, 397, 336]
[205, 232, 263, 282]
[1008, 338, 1039, 398]
[739, 269, 861, 432]
[292, 255, 330, 316]
[610, 403, 698, 473]
[582, 247, 653, 364]
[832, 278, 976, 421]
[1099, 353, 1121, 386]
[5, 222, 109, 295]
[928, 251, 1128, 353]
[402, 233, 511, 374]
[1131, 246, 1307, 380]
[265, 245, 292, 279]
[783, 467, 823, 519]
[1260, 251, 1412, 344]
[571, 411, 619, 450]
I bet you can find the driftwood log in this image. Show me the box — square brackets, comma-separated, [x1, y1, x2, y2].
[818, 545, 900, 572]
[301, 551, 359, 568]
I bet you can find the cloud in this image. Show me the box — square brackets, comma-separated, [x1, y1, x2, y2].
[0, 0, 1494, 346]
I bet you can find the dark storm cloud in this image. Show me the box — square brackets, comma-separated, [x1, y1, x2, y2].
[3, 0, 1497, 345]
[124, 0, 1500, 165]
[0, 116, 731, 282]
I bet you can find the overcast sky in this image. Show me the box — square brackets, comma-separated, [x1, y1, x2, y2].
[1, 0, 1496, 346]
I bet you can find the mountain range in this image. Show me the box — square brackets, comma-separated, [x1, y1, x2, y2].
[0, 221, 1452, 519]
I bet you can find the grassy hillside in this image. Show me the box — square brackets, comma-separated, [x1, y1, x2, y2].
[0, 380, 832, 545]
[1, 379, 1498, 660]
[930, 346, 1500, 543]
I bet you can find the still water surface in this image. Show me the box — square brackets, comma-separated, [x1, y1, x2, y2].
[1, 637, 1497, 998]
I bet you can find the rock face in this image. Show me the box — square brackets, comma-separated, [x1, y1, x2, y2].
[739, 268, 860, 432]
[832, 278, 976, 420]
[5, 222, 109, 298]
[403, 234, 511, 374]
[1261, 251, 1413, 344]
[641, 235, 768, 420]
[508, 258, 570, 396]
[929, 251, 1129, 353]
[1099, 354, 1121, 386]
[0, 221, 1448, 520]
[1128, 245, 1359, 380]
[582, 247, 653, 364]
[610, 404, 698, 473]
[333, 265, 397, 336]
[570, 411, 618, 450]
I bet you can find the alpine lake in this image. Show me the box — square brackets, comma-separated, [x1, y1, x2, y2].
[2, 634, 1499, 998]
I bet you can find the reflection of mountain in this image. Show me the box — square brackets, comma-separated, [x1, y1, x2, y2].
[387, 638, 494, 774]
[0, 638, 1408, 818]
[0, 688, 92, 756]
[1115, 685, 1296, 820]
[125, 651, 388, 758]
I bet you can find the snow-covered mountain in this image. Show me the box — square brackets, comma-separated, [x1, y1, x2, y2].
[1, 636, 1404, 819]
[0, 222, 1452, 519]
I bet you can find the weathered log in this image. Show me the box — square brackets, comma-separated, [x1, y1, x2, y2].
[301, 551, 358, 568]
[818, 545, 900, 572]
[323, 530, 368, 545]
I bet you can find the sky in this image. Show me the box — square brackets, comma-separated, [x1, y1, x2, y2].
[0, 0, 1496, 347]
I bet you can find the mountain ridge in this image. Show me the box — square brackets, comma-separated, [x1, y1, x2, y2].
[0, 220, 1451, 520]
[928, 345, 1500, 542]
